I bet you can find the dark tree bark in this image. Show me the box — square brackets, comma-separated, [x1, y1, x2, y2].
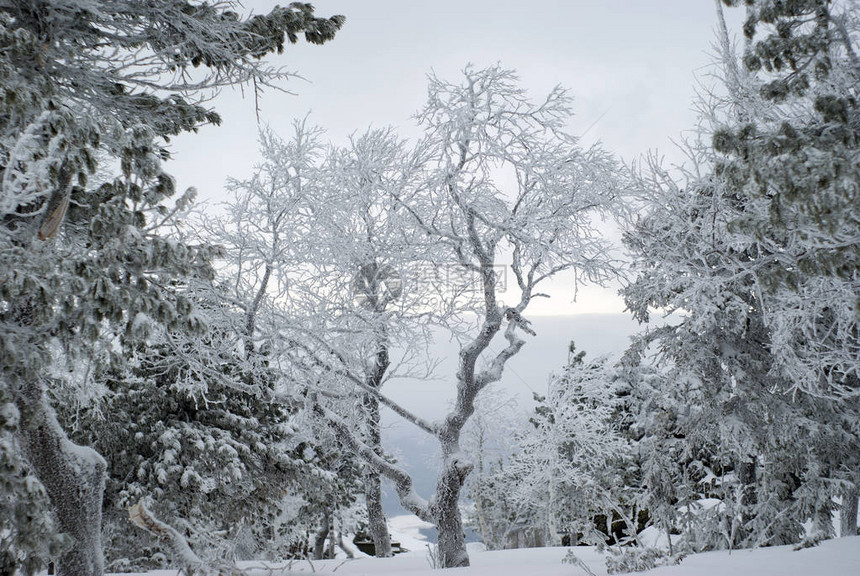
[18, 388, 106, 576]
[841, 486, 858, 537]
[430, 440, 471, 568]
[364, 455, 392, 557]
[363, 342, 392, 557]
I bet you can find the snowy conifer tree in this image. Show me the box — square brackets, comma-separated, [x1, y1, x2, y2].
[0, 2, 342, 574]
[621, 0, 860, 548]
[714, 0, 859, 398]
[59, 309, 331, 567]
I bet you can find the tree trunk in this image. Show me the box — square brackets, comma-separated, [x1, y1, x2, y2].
[363, 395, 392, 557]
[736, 456, 757, 546]
[738, 457, 757, 509]
[473, 499, 491, 549]
[335, 529, 355, 558]
[471, 427, 496, 549]
[362, 330, 393, 558]
[19, 391, 106, 576]
[128, 502, 204, 574]
[841, 486, 858, 537]
[431, 443, 470, 568]
[313, 508, 331, 560]
[546, 474, 558, 547]
[327, 515, 336, 559]
[365, 472, 392, 557]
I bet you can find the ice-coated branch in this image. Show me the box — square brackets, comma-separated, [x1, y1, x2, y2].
[129, 502, 205, 575]
[475, 320, 528, 388]
[311, 400, 433, 522]
[285, 334, 439, 436]
[346, 366, 440, 436]
[244, 261, 271, 352]
[446, 318, 506, 435]
[361, 384, 440, 437]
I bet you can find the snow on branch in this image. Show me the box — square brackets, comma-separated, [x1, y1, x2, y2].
[284, 333, 440, 437]
[475, 319, 528, 388]
[129, 502, 207, 576]
[310, 400, 433, 522]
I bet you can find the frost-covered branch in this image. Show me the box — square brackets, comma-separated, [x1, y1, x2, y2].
[129, 502, 205, 575]
[310, 400, 432, 522]
[475, 321, 528, 388]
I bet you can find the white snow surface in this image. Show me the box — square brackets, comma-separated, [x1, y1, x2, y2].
[111, 524, 860, 576]
[386, 514, 436, 552]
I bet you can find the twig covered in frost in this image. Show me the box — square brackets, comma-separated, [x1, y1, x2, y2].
[129, 502, 205, 575]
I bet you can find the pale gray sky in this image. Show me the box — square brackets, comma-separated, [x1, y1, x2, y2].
[168, 0, 743, 315]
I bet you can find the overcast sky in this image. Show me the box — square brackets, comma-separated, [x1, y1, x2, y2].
[168, 0, 744, 315]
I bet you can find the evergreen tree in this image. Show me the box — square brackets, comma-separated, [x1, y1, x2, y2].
[716, 0, 859, 397]
[622, 0, 860, 546]
[0, 2, 342, 573]
[60, 329, 325, 568]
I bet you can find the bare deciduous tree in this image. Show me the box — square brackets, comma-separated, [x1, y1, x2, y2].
[310, 65, 624, 568]
[209, 120, 434, 558]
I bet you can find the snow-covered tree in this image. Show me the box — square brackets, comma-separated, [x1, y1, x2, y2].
[204, 120, 433, 558]
[622, 327, 860, 550]
[310, 65, 625, 568]
[0, 2, 342, 574]
[59, 310, 333, 568]
[714, 0, 859, 398]
[621, 0, 860, 549]
[318, 127, 433, 557]
[0, 390, 65, 574]
[622, 140, 855, 548]
[716, 0, 860, 531]
[474, 345, 630, 549]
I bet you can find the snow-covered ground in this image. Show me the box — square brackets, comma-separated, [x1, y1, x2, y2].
[116, 515, 860, 576]
[230, 536, 860, 576]
[386, 514, 438, 552]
